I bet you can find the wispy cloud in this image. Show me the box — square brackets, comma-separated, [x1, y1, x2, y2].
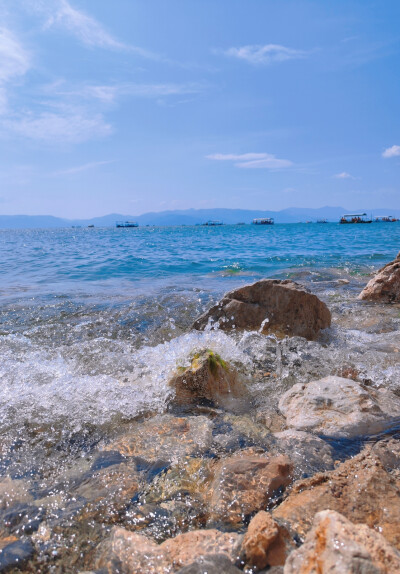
[223, 44, 307, 65]
[207, 152, 292, 169]
[334, 171, 355, 179]
[382, 145, 400, 158]
[80, 82, 204, 102]
[52, 160, 115, 175]
[0, 27, 30, 112]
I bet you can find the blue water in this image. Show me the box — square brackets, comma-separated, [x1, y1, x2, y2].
[1, 223, 399, 296]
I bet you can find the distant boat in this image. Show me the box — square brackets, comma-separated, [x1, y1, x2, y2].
[339, 213, 372, 224]
[87, 224, 95, 228]
[374, 215, 398, 222]
[305, 221, 312, 224]
[116, 221, 139, 228]
[202, 220, 223, 226]
[317, 219, 328, 224]
[252, 218, 274, 225]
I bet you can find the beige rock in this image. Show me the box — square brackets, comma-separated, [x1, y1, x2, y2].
[95, 526, 242, 574]
[278, 376, 400, 437]
[208, 452, 293, 527]
[103, 414, 213, 464]
[241, 511, 295, 570]
[193, 279, 331, 340]
[0, 477, 33, 510]
[273, 449, 400, 549]
[359, 254, 400, 302]
[284, 510, 400, 574]
[169, 350, 248, 409]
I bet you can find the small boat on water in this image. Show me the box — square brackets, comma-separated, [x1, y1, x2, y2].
[317, 219, 328, 224]
[252, 218, 274, 225]
[339, 213, 372, 224]
[116, 221, 139, 228]
[202, 220, 223, 226]
[374, 215, 398, 222]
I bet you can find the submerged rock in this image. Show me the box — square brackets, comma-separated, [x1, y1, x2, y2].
[0, 536, 34, 572]
[240, 510, 295, 570]
[94, 526, 242, 574]
[273, 430, 335, 478]
[176, 554, 242, 574]
[278, 375, 400, 438]
[207, 451, 293, 527]
[169, 349, 248, 410]
[284, 510, 400, 574]
[193, 279, 331, 340]
[359, 253, 400, 302]
[273, 449, 400, 549]
[103, 415, 213, 464]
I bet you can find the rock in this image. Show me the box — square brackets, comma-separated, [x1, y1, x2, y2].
[0, 478, 33, 510]
[273, 449, 400, 549]
[278, 376, 400, 438]
[0, 537, 34, 572]
[240, 511, 295, 570]
[103, 415, 213, 464]
[273, 430, 334, 479]
[284, 510, 400, 574]
[207, 452, 293, 527]
[95, 526, 242, 574]
[193, 279, 331, 340]
[371, 438, 400, 473]
[169, 350, 248, 410]
[359, 254, 400, 302]
[176, 554, 242, 574]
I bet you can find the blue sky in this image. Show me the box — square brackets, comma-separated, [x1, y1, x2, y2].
[0, 0, 399, 218]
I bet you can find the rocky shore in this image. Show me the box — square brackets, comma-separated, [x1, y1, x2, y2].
[1, 257, 400, 573]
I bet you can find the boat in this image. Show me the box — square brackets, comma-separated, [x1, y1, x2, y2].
[339, 213, 372, 224]
[116, 221, 139, 228]
[373, 215, 398, 222]
[202, 220, 223, 226]
[317, 219, 328, 224]
[87, 224, 94, 228]
[252, 218, 274, 225]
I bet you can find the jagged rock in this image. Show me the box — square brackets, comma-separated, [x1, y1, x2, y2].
[273, 449, 400, 549]
[284, 510, 400, 574]
[359, 253, 400, 302]
[193, 279, 331, 340]
[169, 350, 248, 409]
[103, 415, 213, 464]
[240, 511, 295, 570]
[207, 451, 293, 527]
[0, 536, 34, 572]
[273, 430, 334, 479]
[94, 526, 242, 574]
[371, 438, 400, 473]
[176, 554, 242, 574]
[278, 376, 400, 437]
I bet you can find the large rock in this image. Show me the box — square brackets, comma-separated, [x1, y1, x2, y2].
[169, 350, 248, 409]
[207, 451, 293, 527]
[273, 449, 400, 549]
[278, 376, 400, 438]
[193, 279, 331, 340]
[284, 510, 400, 574]
[103, 415, 213, 464]
[95, 526, 242, 574]
[240, 510, 295, 570]
[359, 253, 400, 302]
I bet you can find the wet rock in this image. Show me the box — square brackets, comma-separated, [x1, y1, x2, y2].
[193, 279, 331, 341]
[278, 376, 400, 438]
[2, 503, 45, 535]
[371, 438, 400, 473]
[255, 410, 287, 433]
[103, 415, 213, 464]
[219, 413, 274, 450]
[240, 511, 295, 570]
[207, 452, 293, 527]
[284, 510, 400, 574]
[95, 526, 242, 574]
[273, 430, 334, 479]
[0, 536, 34, 571]
[169, 350, 248, 410]
[176, 554, 242, 574]
[273, 449, 400, 549]
[359, 254, 400, 302]
[0, 478, 33, 511]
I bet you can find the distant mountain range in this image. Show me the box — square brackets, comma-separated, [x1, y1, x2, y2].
[1, 207, 400, 228]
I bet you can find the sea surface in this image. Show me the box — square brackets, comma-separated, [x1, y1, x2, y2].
[1, 222, 400, 570]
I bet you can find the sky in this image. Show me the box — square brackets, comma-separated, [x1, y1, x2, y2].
[0, 0, 399, 218]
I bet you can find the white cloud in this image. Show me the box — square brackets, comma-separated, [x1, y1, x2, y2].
[52, 160, 115, 175]
[0, 27, 30, 112]
[382, 145, 400, 158]
[207, 152, 292, 169]
[223, 44, 306, 65]
[334, 171, 354, 179]
[84, 82, 203, 102]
